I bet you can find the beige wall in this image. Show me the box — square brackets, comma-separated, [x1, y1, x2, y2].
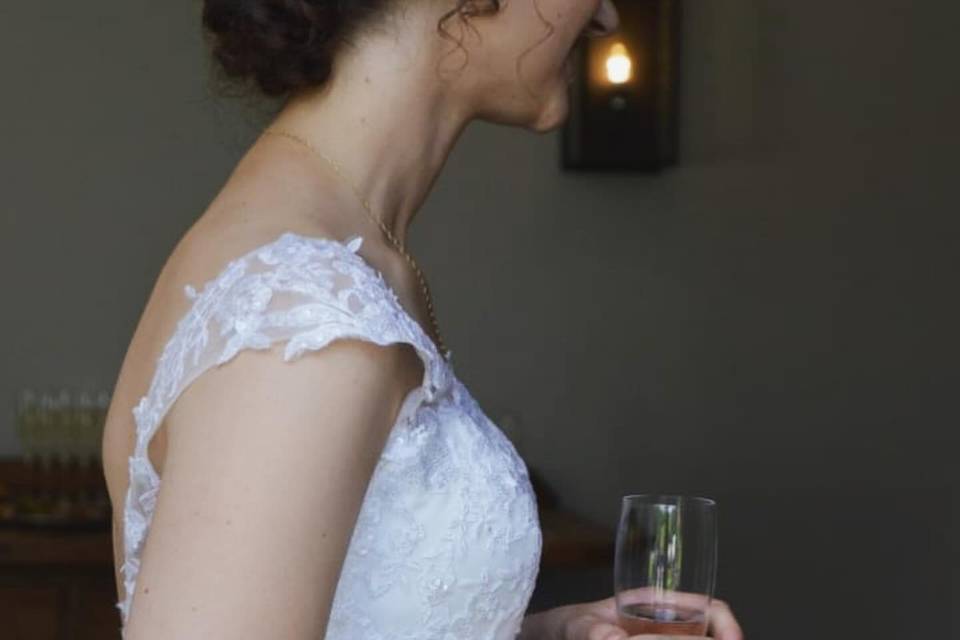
[2, 1, 956, 635]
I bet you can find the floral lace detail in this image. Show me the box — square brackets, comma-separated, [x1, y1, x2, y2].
[324, 375, 542, 640]
[117, 232, 542, 639]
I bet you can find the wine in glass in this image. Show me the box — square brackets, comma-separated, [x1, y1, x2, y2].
[614, 494, 717, 636]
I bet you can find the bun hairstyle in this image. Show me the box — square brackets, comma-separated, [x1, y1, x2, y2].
[201, 0, 503, 99]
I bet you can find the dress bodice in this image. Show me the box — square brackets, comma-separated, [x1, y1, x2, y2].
[117, 232, 542, 639]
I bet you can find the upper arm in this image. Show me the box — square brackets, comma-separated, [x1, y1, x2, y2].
[123, 337, 423, 640]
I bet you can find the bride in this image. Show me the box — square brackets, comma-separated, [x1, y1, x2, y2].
[100, 0, 743, 637]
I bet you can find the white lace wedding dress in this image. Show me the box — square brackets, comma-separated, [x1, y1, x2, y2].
[116, 231, 543, 639]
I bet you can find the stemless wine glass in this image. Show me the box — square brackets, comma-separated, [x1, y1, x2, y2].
[614, 494, 717, 636]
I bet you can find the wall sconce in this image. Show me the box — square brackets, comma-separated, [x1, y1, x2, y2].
[562, 0, 682, 172]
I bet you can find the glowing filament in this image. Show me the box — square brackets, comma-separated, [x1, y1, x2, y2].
[605, 42, 632, 84]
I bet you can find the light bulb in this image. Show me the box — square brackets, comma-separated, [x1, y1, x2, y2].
[605, 42, 633, 84]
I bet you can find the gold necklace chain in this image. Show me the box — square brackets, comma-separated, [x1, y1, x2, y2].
[261, 127, 449, 359]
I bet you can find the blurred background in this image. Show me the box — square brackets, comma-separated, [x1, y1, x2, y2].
[0, 0, 956, 638]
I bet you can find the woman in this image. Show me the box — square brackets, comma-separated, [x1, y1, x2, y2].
[101, 0, 744, 637]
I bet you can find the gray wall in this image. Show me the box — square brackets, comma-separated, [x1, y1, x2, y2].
[2, 0, 956, 637]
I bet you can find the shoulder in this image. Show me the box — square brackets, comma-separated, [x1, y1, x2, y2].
[129, 224, 449, 450]
[167, 334, 422, 447]
[142, 225, 447, 430]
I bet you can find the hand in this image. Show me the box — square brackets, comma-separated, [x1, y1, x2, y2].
[521, 594, 743, 640]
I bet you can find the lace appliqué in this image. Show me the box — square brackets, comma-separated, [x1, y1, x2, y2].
[323, 379, 542, 640]
[116, 232, 541, 640]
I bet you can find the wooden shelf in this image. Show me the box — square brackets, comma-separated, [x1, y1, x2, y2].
[0, 458, 119, 640]
[0, 527, 112, 567]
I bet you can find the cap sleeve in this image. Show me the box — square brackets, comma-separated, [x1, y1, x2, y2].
[131, 232, 450, 482]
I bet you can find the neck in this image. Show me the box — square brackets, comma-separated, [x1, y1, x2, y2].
[263, 14, 472, 248]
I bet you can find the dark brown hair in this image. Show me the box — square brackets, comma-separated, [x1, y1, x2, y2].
[201, 0, 529, 99]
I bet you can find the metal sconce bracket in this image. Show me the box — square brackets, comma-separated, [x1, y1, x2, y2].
[561, 0, 682, 172]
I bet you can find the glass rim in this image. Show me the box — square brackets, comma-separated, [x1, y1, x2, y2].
[621, 493, 716, 507]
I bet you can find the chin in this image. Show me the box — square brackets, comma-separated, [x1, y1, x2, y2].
[477, 73, 572, 132]
[527, 82, 572, 133]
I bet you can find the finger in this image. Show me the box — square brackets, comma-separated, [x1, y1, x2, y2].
[576, 595, 621, 624]
[589, 623, 630, 640]
[707, 599, 744, 640]
[590, 594, 620, 619]
[565, 615, 629, 640]
[585, 622, 630, 640]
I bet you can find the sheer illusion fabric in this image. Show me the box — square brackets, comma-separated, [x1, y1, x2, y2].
[117, 232, 542, 639]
